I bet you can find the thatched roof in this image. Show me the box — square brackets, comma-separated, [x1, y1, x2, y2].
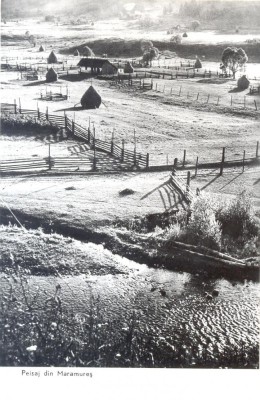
[74, 49, 80, 56]
[80, 85, 101, 109]
[237, 75, 250, 90]
[47, 50, 58, 64]
[124, 62, 134, 74]
[39, 45, 45, 52]
[46, 67, 58, 82]
[81, 46, 95, 57]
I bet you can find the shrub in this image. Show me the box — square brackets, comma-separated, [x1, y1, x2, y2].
[216, 191, 258, 240]
[185, 193, 222, 250]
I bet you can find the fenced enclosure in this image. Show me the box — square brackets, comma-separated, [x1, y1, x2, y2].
[1, 101, 259, 175]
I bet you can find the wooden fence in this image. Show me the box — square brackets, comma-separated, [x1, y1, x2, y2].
[1, 102, 149, 172]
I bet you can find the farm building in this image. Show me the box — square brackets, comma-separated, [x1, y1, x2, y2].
[80, 85, 102, 109]
[48, 50, 58, 64]
[101, 61, 118, 75]
[46, 67, 58, 82]
[78, 58, 108, 74]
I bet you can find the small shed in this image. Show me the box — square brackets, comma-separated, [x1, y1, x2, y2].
[47, 50, 58, 64]
[101, 61, 118, 75]
[74, 49, 80, 56]
[80, 86, 101, 109]
[39, 45, 45, 52]
[124, 62, 134, 74]
[46, 67, 58, 82]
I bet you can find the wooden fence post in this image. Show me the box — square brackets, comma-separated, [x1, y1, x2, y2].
[242, 150, 245, 172]
[121, 139, 125, 162]
[64, 112, 67, 128]
[14, 99, 17, 114]
[72, 120, 75, 136]
[48, 143, 51, 170]
[220, 147, 225, 175]
[217, 96, 220, 106]
[256, 141, 259, 158]
[93, 127, 96, 171]
[19, 98, 21, 113]
[46, 107, 49, 121]
[254, 100, 258, 111]
[179, 86, 182, 97]
[174, 157, 178, 168]
[186, 171, 191, 193]
[197, 93, 199, 101]
[195, 156, 199, 177]
[230, 96, 233, 106]
[146, 153, 149, 169]
[207, 94, 210, 103]
[111, 128, 114, 155]
[182, 150, 186, 167]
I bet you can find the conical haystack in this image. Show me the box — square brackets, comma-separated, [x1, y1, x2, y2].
[74, 49, 80, 56]
[39, 45, 45, 52]
[183, 32, 188, 37]
[124, 62, 134, 74]
[81, 46, 95, 57]
[194, 58, 202, 69]
[80, 86, 101, 109]
[47, 50, 58, 64]
[237, 75, 250, 90]
[46, 67, 58, 82]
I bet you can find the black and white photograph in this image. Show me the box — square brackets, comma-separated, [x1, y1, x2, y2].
[0, 0, 259, 398]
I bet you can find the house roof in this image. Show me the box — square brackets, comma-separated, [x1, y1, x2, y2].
[78, 58, 108, 69]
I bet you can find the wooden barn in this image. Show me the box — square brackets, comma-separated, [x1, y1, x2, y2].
[101, 61, 118, 75]
[78, 58, 108, 74]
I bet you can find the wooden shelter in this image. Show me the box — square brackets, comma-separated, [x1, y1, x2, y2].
[47, 50, 58, 64]
[78, 58, 108, 74]
[80, 85, 101, 109]
[101, 61, 118, 75]
[46, 67, 58, 82]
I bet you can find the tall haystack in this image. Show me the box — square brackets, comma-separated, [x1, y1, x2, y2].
[183, 32, 188, 37]
[124, 62, 134, 74]
[80, 86, 101, 109]
[39, 45, 45, 52]
[46, 67, 58, 82]
[237, 75, 250, 90]
[81, 46, 95, 57]
[47, 50, 58, 64]
[74, 49, 80, 56]
[194, 58, 202, 69]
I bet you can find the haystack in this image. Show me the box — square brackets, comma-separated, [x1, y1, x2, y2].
[74, 49, 80, 56]
[183, 32, 188, 37]
[39, 45, 45, 52]
[46, 67, 58, 82]
[81, 46, 95, 57]
[194, 58, 202, 69]
[47, 50, 58, 64]
[124, 62, 134, 74]
[237, 75, 250, 90]
[80, 86, 101, 109]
